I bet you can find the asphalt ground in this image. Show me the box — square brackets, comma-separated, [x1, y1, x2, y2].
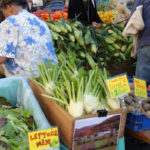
[125, 133, 150, 150]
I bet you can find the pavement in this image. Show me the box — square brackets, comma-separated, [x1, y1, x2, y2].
[125, 133, 150, 150]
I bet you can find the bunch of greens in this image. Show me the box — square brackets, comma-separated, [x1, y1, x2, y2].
[0, 98, 35, 150]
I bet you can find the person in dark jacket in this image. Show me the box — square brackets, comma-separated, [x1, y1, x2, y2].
[131, 0, 150, 84]
[68, 0, 101, 26]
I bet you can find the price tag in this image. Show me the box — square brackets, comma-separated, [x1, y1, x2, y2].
[134, 78, 147, 99]
[28, 127, 60, 150]
[106, 74, 130, 98]
[33, 0, 43, 7]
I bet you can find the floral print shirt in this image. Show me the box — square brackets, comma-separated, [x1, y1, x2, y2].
[0, 9, 57, 78]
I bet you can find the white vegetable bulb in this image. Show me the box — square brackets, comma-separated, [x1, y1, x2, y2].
[107, 97, 120, 110]
[84, 94, 99, 114]
[68, 100, 83, 117]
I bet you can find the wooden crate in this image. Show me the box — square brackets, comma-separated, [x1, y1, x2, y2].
[126, 128, 150, 144]
[30, 81, 127, 149]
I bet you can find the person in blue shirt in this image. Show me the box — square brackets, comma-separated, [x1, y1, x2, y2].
[42, 0, 67, 12]
[26, 0, 69, 12]
[131, 0, 150, 84]
[0, 0, 58, 78]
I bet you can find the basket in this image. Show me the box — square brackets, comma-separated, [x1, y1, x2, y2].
[126, 112, 150, 132]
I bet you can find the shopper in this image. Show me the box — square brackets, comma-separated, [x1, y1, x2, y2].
[0, 0, 58, 78]
[27, 0, 69, 12]
[42, 0, 69, 12]
[68, 0, 101, 26]
[131, 0, 150, 84]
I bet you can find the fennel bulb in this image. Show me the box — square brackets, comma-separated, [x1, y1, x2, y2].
[68, 100, 83, 117]
[84, 94, 99, 114]
[107, 97, 120, 110]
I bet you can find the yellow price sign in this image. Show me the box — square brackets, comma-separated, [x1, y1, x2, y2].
[28, 128, 59, 150]
[106, 74, 130, 98]
[134, 78, 147, 99]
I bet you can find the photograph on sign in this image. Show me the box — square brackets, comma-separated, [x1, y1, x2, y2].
[28, 127, 60, 150]
[72, 114, 121, 150]
[134, 78, 147, 99]
[106, 73, 130, 98]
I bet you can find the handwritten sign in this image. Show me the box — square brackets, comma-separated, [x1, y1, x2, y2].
[134, 78, 147, 98]
[28, 128, 59, 150]
[106, 74, 130, 98]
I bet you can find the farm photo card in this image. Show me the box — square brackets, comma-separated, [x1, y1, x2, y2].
[73, 114, 121, 150]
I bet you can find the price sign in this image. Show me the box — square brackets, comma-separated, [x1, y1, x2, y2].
[33, 0, 43, 7]
[134, 78, 147, 98]
[106, 74, 130, 98]
[28, 127, 60, 150]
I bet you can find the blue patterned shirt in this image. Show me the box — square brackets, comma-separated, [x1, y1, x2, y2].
[0, 9, 57, 78]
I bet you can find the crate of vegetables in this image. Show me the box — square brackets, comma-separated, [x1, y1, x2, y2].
[0, 77, 51, 150]
[30, 59, 127, 148]
[122, 77, 150, 132]
[126, 112, 150, 132]
[124, 94, 150, 132]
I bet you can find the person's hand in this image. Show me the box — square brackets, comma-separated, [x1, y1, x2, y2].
[92, 22, 101, 28]
[64, 0, 69, 9]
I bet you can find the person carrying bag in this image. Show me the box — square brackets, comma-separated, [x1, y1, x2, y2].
[123, 0, 150, 84]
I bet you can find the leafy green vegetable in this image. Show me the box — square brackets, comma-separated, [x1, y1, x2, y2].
[0, 104, 35, 150]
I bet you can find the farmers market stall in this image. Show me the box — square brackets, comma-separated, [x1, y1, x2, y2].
[0, 1, 142, 149]
[29, 48, 129, 149]
[30, 4, 136, 149]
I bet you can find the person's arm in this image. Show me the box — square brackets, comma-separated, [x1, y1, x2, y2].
[93, 0, 102, 23]
[64, 0, 69, 8]
[0, 57, 8, 64]
[88, 0, 101, 26]
[0, 19, 18, 64]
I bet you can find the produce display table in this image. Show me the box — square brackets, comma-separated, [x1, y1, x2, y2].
[126, 128, 150, 144]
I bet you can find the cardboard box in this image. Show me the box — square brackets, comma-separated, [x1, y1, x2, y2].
[30, 81, 127, 149]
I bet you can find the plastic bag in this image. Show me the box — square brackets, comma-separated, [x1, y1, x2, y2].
[0, 77, 51, 130]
